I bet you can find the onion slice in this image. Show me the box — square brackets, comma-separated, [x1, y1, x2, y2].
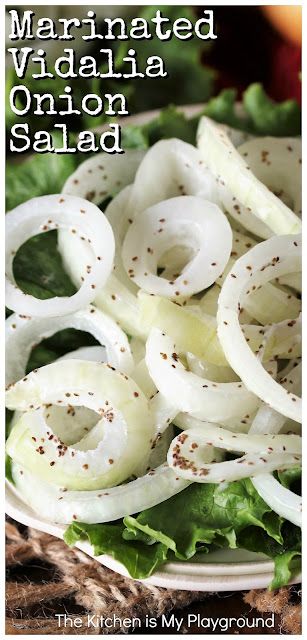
[58, 346, 107, 363]
[62, 149, 145, 204]
[220, 137, 301, 239]
[5, 305, 133, 385]
[252, 474, 302, 528]
[167, 423, 301, 483]
[146, 329, 260, 422]
[126, 138, 220, 218]
[217, 234, 301, 421]
[6, 195, 115, 317]
[122, 196, 232, 298]
[226, 137, 302, 234]
[237, 137, 302, 216]
[11, 461, 189, 525]
[217, 230, 301, 325]
[139, 292, 301, 366]
[6, 360, 153, 490]
[249, 362, 302, 527]
[197, 117, 301, 236]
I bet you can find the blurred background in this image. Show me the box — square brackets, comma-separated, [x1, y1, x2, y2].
[204, 5, 301, 103]
[6, 4, 302, 138]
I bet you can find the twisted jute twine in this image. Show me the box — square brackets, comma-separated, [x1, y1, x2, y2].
[6, 520, 301, 635]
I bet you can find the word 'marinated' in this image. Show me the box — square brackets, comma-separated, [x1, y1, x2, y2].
[9, 9, 217, 42]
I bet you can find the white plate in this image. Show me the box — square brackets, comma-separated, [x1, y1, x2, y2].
[7, 480, 301, 591]
[6, 105, 301, 592]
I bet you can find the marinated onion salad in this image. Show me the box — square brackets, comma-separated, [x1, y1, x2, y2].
[6, 116, 301, 547]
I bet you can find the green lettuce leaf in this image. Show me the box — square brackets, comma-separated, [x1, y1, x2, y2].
[203, 88, 247, 130]
[13, 231, 76, 300]
[144, 105, 198, 146]
[243, 83, 301, 136]
[202, 83, 301, 136]
[277, 467, 301, 490]
[64, 521, 168, 579]
[121, 124, 149, 150]
[124, 480, 284, 557]
[64, 478, 301, 589]
[6, 149, 78, 211]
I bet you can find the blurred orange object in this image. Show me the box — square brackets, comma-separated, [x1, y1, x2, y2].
[262, 6, 302, 46]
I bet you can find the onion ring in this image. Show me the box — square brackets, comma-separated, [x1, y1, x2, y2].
[167, 423, 301, 483]
[197, 117, 301, 236]
[146, 329, 260, 423]
[249, 361, 302, 527]
[11, 462, 189, 525]
[139, 292, 301, 366]
[62, 149, 145, 204]
[217, 234, 301, 421]
[126, 138, 220, 218]
[5, 305, 133, 385]
[122, 196, 232, 299]
[6, 194, 115, 317]
[6, 360, 153, 490]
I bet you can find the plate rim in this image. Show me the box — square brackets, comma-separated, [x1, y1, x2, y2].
[7, 480, 301, 592]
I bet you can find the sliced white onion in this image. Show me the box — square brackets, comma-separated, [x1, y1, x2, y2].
[249, 362, 301, 435]
[43, 404, 100, 447]
[167, 423, 301, 483]
[175, 358, 277, 434]
[5, 305, 133, 385]
[278, 272, 301, 293]
[11, 461, 189, 525]
[249, 361, 302, 527]
[217, 234, 301, 422]
[6, 195, 115, 317]
[58, 346, 107, 363]
[223, 136, 301, 240]
[104, 186, 138, 294]
[197, 117, 301, 236]
[186, 352, 239, 383]
[238, 137, 301, 216]
[174, 411, 255, 435]
[252, 474, 302, 528]
[146, 425, 175, 471]
[193, 284, 220, 316]
[6, 360, 153, 490]
[58, 153, 147, 333]
[223, 135, 302, 238]
[217, 230, 301, 325]
[139, 292, 301, 366]
[218, 123, 254, 148]
[58, 224, 144, 339]
[149, 392, 178, 435]
[129, 337, 146, 365]
[146, 329, 260, 423]
[126, 138, 220, 218]
[122, 196, 232, 299]
[62, 149, 145, 204]
[131, 359, 156, 399]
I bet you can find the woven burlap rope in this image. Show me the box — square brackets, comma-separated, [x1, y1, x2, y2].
[6, 520, 301, 635]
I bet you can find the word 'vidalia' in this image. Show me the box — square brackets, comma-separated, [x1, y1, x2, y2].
[8, 47, 167, 80]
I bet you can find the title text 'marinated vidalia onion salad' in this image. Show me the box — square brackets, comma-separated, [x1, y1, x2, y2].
[5, 111, 302, 589]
